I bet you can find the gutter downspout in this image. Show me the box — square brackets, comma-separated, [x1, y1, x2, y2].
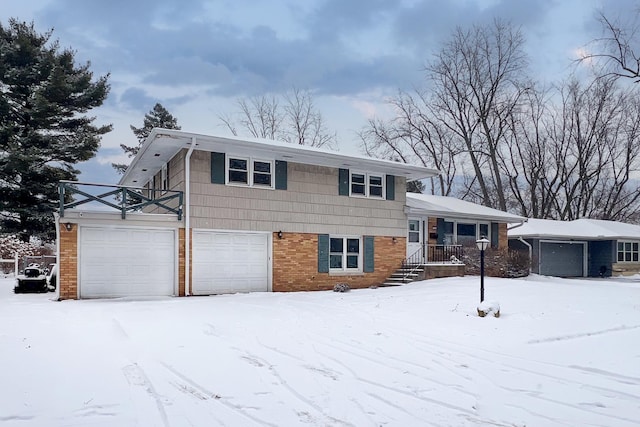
[507, 220, 526, 232]
[184, 136, 197, 296]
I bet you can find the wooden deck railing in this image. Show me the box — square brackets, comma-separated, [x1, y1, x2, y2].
[58, 181, 183, 220]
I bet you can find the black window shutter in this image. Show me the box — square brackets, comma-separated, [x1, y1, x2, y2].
[211, 152, 225, 184]
[338, 168, 349, 196]
[437, 218, 445, 244]
[364, 236, 374, 273]
[275, 160, 287, 190]
[491, 222, 499, 248]
[386, 175, 395, 200]
[318, 234, 330, 273]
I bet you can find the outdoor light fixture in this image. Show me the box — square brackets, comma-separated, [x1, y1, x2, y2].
[476, 237, 490, 302]
[392, 237, 397, 244]
[64, 223, 74, 231]
[277, 230, 283, 239]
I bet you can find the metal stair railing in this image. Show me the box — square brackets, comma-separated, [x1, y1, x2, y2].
[400, 244, 427, 283]
[399, 244, 465, 283]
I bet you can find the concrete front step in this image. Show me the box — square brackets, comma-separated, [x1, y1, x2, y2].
[387, 274, 415, 279]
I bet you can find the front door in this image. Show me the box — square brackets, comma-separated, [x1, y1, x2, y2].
[407, 218, 424, 261]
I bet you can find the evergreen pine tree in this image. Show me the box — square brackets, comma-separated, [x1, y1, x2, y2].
[113, 103, 181, 174]
[0, 19, 111, 240]
[407, 180, 425, 194]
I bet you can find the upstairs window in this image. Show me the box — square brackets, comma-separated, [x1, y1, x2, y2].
[228, 157, 249, 184]
[350, 171, 384, 198]
[227, 157, 273, 188]
[253, 160, 272, 187]
[369, 175, 383, 197]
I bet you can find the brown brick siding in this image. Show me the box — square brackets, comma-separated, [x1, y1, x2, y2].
[498, 223, 508, 249]
[59, 224, 78, 300]
[272, 232, 406, 292]
[427, 217, 438, 245]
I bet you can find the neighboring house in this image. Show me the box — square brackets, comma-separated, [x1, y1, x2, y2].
[508, 218, 640, 277]
[405, 193, 526, 263]
[55, 129, 439, 299]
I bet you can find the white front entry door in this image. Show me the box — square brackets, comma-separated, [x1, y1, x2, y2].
[407, 218, 424, 260]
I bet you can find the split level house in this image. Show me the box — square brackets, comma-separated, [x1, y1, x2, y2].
[508, 218, 640, 278]
[55, 129, 529, 299]
[56, 129, 440, 299]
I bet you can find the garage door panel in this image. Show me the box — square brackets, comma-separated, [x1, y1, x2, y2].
[80, 226, 175, 298]
[192, 230, 269, 295]
[540, 242, 585, 277]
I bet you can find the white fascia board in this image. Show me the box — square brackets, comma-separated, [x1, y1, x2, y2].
[119, 128, 440, 187]
[406, 207, 525, 223]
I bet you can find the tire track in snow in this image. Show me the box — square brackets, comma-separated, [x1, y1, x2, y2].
[388, 330, 640, 425]
[122, 363, 171, 427]
[306, 322, 638, 426]
[255, 331, 483, 424]
[569, 365, 640, 385]
[390, 327, 640, 401]
[160, 362, 278, 427]
[528, 324, 640, 344]
[317, 347, 476, 418]
[230, 348, 355, 427]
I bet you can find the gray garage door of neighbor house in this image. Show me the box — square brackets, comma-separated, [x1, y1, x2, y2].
[79, 226, 176, 298]
[539, 241, 586, 277]
[191, 230, 270, 295]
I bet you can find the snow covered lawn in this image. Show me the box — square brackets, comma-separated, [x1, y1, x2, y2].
[1, 275, 639, 426]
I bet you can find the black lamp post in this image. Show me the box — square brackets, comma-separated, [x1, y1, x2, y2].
[476, 237, 490, 303]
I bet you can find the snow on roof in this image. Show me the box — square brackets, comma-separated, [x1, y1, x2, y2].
[406, 193, 526, 223]
[508, 218, 640, 240]
[119, 128, 440, 187]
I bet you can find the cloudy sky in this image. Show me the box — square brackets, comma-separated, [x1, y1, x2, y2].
[2, 0, 635, 184]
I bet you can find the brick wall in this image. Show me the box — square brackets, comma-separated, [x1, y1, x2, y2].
[427, 217, 438, 245]
[272, 232, 406, 292]
[498, 223, 508, 249]
[59, 224, 78, 300]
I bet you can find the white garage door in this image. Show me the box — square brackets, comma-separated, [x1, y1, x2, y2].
[192, 230, 270, 295]
[80, 226, 176, 298]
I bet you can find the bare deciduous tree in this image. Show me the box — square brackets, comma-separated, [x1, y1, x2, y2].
[359, 90, 459, 196]
[219, 88, 336, 148]
[579, 11, 640, 82]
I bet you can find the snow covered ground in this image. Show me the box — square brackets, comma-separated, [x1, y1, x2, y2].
[0, 274, 639, 427]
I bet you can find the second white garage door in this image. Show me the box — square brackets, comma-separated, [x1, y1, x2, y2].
[79, 226, 176, 298]
[192, 230, 270, 295]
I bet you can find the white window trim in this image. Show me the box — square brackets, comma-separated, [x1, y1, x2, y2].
[329, 235, 363, 274]
[225, 156, 274, 189]
[617, 240, 639, 263]
[443, 220, 491, 245]
[349, 171, 385, 199]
